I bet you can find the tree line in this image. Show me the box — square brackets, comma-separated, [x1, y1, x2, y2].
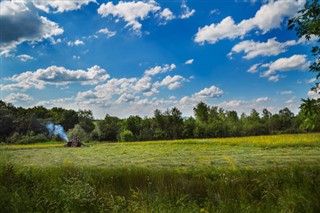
[0, 99, 319, 144]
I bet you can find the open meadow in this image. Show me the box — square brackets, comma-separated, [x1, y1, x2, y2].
[1, 133, 320, 212]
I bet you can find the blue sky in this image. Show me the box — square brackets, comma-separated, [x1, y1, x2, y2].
[1, 0, 319, 118]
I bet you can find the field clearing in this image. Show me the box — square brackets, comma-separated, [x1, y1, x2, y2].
[1, 133, 320, 170]
[1, 133, 320, 212]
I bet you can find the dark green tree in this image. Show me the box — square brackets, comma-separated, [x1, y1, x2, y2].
[78, 110, 95, 133]
[299, 98, 320, 131]
[182, 117, 196, 138]
[194, 102, 210, 124]
[98, 114, 121, 141]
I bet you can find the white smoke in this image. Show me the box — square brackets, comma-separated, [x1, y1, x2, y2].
[46, 122, 69, 142]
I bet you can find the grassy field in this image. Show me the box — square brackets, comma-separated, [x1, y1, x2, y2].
[1, 133, 320, 212]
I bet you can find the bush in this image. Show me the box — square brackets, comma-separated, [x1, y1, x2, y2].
[90, 126, 102, 141]
[119, 130, 135, 142]
[16, 134, 49, 144]
[67, 124, 89, 142]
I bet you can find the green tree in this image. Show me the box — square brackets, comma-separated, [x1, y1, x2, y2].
[182, 117, 196, 138]
[98, 115, 121, 141]
[169, 107, 183, 139]
[194, 102, 210, 124]
[241, 109, 265, 136]
[299, 98, 320, 131]
[119, 130, 135, 142]
[67, 124, 88, 142]
[78, 110, 95, 133]
[288, 0, 320, 91]
[124, 115, 143, 140]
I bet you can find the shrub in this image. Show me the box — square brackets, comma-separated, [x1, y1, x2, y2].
[119, 130, 135, 142]
[67, 124, 89, 142]
[16, 134, 49, 144]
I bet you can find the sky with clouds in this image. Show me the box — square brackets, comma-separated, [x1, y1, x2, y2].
[0, 0, 318, 118]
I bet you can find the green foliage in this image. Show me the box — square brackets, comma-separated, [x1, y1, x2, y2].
[119, 130, 135, 142]
[288, 0, 320, 85]
[299, 98, 320, 131]
[0, 162, 320, 212]
[0, 99, 319, 144]
[67, 124, 89, 142]
[98, 115, 121, 141]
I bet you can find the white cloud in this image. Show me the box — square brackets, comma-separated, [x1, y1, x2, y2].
[261, 55, 309, 77]
[178, 85, 223, 112]
[117, 93, 138, 103]
[185, 59, 194, 65]
[307, 77, 317, 84]
[5, 93, 33, 103]
[247, 63, 260, 73]
[33, 0, 96, 13]
[280, 90, 293, 95]
[307, 90, 320, 99]
[193, 85, 223, 99]
[285, 96, 296, 105]
[98, 1, 161, 33]
[229, 38, 297, 59]
[268, 75, 281, 82]
[3, 65, 110, 91]
[154, 75, 187, 90]
[180, 1, 195, 19]
[223, 100, 244, 107]
[159, 8, 175, 22]
[256, 97, 269, 103]
[97, 28, 117, 38]
[133, 76, 152, 93]
[17, 54, 34, 62]
[0, 1, 63, 56]
[144, 64, 176, 76]
[67, 39, 85, 46]
[194, 0, 304, 44]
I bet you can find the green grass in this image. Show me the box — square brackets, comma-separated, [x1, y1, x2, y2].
[2, 133, 320, 170]
[1, 133, 320, 212]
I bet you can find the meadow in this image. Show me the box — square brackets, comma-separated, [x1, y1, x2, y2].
[1, 133, 320, 212]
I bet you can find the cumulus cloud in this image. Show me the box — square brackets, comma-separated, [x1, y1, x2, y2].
[194, 0, 304, 44]
[178, 85, 223, 108]
[97, 1, 161, 32]
[180, 1, 196, 19]
[17, 54, 34, 62]
[154, 75, 187, 90]
[159, 8, 175, 22]
[67, 39, 85, 46]
[261, 55, 309, 78]
[4, 93, 33, 103]
[144, 64, 176, 76]
[32, 0, 96, 13]
[185, 59, 194, 65]
[194, 85, 223, 99]
[229, 38, 297, 59]
[3, 65, 110, 91]
[0, 1, 63, 56]
[97, 28, 117, 38]
[256, 97, 269, 103]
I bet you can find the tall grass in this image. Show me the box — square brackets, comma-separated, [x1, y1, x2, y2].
[1, 163, 320, 212]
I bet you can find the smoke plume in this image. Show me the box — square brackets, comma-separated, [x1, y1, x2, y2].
[46, 122, 69, 142]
